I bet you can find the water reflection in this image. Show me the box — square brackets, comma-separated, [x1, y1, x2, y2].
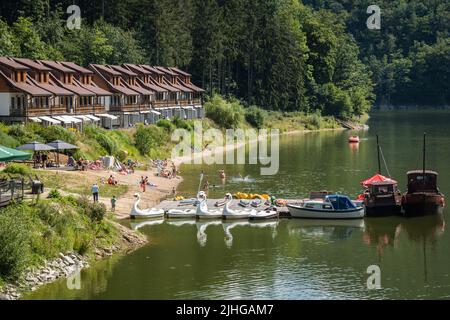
[196, 221, 222, 247]
[223, 221, 250, 248]
[166, 220, 197, 227]
[287, 219, 365, 242]
[250, 220, 279, 239]
[363, 215, 445, 255]
[130, 218, 165, 231]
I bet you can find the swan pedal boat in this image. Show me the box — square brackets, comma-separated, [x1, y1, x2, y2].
[287, 195, 365, 219]
[196, 192, 223, 219]
[130, 193, 165, 219]
[166, 208, 197, 219]
[222, 193, 256, 220]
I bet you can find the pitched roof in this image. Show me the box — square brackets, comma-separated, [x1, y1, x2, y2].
[0, 57, 29, 70]
[123, 64, 151, 75]
[28, 76, 74, 96]
[0, 70, 51, 96]
[140, 65, 164, 75]
[109, 65, 137, 77]
[154, 66, 178, 76]
[74, 79, 112, 96]
[12, 58, 51, 71]
[169, 67, 191, 77]
[139, 79, 168, 93]
[60, 61, 94, 75]
[39, 60, 76, 73]
[90, 64, 122, 76]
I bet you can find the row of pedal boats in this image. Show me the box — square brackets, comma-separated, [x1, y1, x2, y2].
[130, 191, 365, 220]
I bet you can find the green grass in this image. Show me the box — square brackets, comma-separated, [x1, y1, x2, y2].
[34, 170, 129, 199]
[0, 198, 118, 283]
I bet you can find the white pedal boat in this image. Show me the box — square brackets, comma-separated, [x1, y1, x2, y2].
[287, 194, 365, 219]
[130, 193, 165, 219]
[222, 193, 256, 220]
[166, 208, 197, 219]
[196, 191, 223, 219]
[249, 208, 279, 220]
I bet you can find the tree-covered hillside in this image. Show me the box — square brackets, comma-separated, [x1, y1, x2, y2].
[0, 0, 448, 115]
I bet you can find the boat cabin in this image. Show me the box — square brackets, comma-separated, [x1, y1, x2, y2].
[407, 170, 439, 194]
[367, 181, 398, 195]
[303, 195, 357, 211]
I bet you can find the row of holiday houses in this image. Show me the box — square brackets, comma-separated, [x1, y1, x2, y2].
[0, 57, 205, 128]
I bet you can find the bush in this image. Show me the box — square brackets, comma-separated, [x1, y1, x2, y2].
[0, 131, 19, 148]
[0, 208, 30, 280]
[172, 116, 192, 131]
[135, 124, 167, 156]
[245, 106, 266, 128]
[76, 197, 106, 222]
[36, 125, 77, 144]
[7, 124, 39, 144]
[3, 163, 31, 176]
[205, 94, 244, 129]
[47, 189, 62, 199]
[156, 119, 176, 132]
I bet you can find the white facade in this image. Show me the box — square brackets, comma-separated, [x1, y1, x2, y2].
[0, 92, 12, 116]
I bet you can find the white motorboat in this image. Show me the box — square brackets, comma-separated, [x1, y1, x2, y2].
[130, 193, 165, 219]
[249, 207, 279, 220]
[223, 221, 250, 248]
[196, 220, 222, 246]
[287, 194, 365, 219]
[196, 191, 223, 219]
[222, 193, 256, 220]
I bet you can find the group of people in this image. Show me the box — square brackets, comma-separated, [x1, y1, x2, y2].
[33, 152, 49, 169]
[154, 159, 178, 179]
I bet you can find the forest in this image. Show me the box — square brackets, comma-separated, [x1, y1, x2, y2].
[0, 0, 448, 118]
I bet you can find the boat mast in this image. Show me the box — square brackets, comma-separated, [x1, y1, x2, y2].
[423, 133, 426, 185]
[377, 135, 381, 174]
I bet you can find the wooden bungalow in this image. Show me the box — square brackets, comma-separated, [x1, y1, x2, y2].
[89, 64, 141, 128]
[0, 57, 54, 124]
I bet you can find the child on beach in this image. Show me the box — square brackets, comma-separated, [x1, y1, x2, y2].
[111, 196, 117, 212]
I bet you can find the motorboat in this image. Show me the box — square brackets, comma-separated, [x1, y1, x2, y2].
[287, 194, 365, 219]
[130, 193, 165, 219]
[402, 134, 445, 216]
[196, 191, 223, 219]
[222, 193, 256, 220]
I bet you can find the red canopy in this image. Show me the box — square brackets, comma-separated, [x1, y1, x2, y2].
[361, 174, 397, 187]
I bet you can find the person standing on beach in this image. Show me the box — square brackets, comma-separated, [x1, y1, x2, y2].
[140, 176, 146, 193]
[111, 195, 117, 212]
[92, 183, 99, 202]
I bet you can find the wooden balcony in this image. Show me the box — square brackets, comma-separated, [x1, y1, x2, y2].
[10, 105, 69, 117]
[109, 104, 141, 112]
[74, 104, 106, 114]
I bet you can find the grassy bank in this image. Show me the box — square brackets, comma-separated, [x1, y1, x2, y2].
[0, 196, 118, 286]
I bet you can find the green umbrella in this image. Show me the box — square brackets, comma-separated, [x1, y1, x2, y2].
[0, 145, 31, 162]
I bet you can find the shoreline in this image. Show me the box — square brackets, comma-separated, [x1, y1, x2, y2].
[1, 124, 353, 300]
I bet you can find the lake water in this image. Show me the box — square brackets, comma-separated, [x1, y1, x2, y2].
[25, 111, 450, 300]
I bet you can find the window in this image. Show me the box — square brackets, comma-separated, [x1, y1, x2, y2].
[11, 97, 15, 108]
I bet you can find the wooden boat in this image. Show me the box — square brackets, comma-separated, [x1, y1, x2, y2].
[348, 136, 360, 143]
[287, 194, 365, 219]
[402, 134, 445, 216]
[130, 193, 165, 219]
[360, 136, 402, 216]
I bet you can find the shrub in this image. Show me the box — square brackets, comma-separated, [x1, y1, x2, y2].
[7, 124, 38, 144]
[3, 163, 31, 176]
[47, 189, 62, 199]
[156, 119, 176, 132]
[37, 125, 76, 144]
[76, 197, 106, 222]
[0, 131, 19, 148]
[245, 106, 266, 129]
[0, 208, 30, 280]
[135, 124, 167, 156]
[205, 94, 244, 129]
[172, 116, 192, 131]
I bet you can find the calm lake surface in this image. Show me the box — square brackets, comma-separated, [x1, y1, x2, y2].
[26, 111, 450, 300]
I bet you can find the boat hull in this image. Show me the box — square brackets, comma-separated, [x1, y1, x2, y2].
[223, 214, 251, 220]
[402, 193, 445, 216]
[365, 204, 402, 217]
[130, 212, 164, 220]
[196, 214, 223, 220]
[249, 211, 279, 220]
[287, 205, 365, 219]
[166, 211, 197, 219]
